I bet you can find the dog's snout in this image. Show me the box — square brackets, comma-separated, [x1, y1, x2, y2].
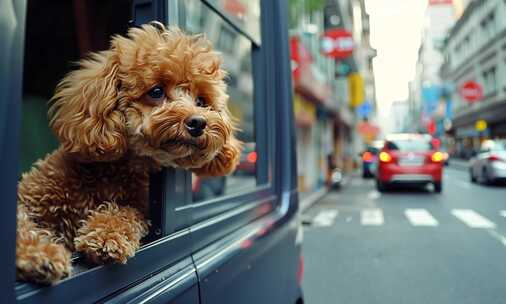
[185, 115, 207, 137]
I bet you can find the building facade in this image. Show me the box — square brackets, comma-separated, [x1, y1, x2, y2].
[289, 0, 376, 197]
[441, 0, 506, 158]
[409, 0, 457, 136]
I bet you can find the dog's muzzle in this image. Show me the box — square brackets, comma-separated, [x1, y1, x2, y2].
[185, 115, 207, 137]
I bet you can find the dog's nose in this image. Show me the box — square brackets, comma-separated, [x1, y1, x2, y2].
[185, 115, 207, 137]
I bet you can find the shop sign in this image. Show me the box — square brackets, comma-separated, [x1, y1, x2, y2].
[475, 120, 487, 132]
[293, 94, 316, 127]
[460, 81, 483, 103]
[290, 36, 312, 82]
[320, 28, 354, 59]
[356, 101, 373, 118]
[348, 73, 365, 108]
[427, 118, 436, 135]
[357, 120, 380, 144]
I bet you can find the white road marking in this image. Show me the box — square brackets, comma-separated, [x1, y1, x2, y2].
[367, 191, 381, 200]
[451, 209, 496, 229]
[405, 209, 439, 226]
[361, 208, 384, 226]
[487, 229, 506, 247]
[455, 181, 471, 189]
[500, 210, 506, 218]
[312, 210, 338, 227]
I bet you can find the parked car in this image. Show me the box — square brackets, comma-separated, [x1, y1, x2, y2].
[469, 139, 506, 184]
[1, 1, 303, 303]
[361, 140, 384, 178]
[376, 134, 444, 193]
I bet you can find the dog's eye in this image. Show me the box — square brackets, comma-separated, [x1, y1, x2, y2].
[196, 96, 206, 107]
[147, 86, 165, 100]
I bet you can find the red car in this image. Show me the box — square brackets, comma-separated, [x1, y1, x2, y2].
[376, 134, 444, 193]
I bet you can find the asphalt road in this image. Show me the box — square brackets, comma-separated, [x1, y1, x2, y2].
[302, 167, 506, 304]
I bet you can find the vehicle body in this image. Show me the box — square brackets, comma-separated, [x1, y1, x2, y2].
[376, 134, 444, 193]
[361, 140, 384, 178]
[192, 174, 227, 201]
[1, 0, 303, 303]
[470, 139, 506, 184]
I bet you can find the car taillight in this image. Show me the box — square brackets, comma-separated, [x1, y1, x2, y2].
[247, 151, 257, 163]
[431, 151, 444, 163]
[362, 151, 374, 162]
[379, 152, 392, 163]
[488, 155, 504, 162]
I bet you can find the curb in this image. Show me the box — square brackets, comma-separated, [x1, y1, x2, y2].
[300, 187, 328, 213]
[299, 175, 352, 213]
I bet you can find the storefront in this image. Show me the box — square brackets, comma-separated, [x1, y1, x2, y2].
[452, 100, 506, 158]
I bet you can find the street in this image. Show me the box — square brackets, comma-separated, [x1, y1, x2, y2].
[302, 167, 506, 304]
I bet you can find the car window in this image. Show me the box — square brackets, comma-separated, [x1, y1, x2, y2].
[386, 139, 432, 152]
[18, 0, 177, 279]
[21, 0, 132, 174]
[182, 2, 259, 202]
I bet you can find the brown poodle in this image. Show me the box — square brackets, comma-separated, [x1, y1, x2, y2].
[16, 23, 242, 285]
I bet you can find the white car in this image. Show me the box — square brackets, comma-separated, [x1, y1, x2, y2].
[470, 140, 506, 184]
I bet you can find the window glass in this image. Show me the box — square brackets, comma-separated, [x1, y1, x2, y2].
[181, 2, 258, 202]
[386, 140, 432, 152]
[203, 0, 261, 43]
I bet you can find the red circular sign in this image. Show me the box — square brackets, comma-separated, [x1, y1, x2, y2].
[321, 29, 354, 59]
[460, 81, 483, 103]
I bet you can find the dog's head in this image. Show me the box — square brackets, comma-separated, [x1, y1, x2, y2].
[49, 23, 241, 176]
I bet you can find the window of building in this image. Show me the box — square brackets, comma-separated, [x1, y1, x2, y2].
[482, 66, 497, 96]
[481, 11, 497, 41]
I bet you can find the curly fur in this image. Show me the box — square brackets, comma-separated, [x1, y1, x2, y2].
[16, 23, 242, 285]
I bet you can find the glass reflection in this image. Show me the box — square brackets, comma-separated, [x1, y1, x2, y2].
[182, 2, 258, 202]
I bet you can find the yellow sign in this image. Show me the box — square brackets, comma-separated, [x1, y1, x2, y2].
[348, 73, 365, 108]
[475, 120, 487, 132]
[293, 94, 316, 127]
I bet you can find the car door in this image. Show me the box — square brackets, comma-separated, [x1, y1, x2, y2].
[475, 147, 490, 179]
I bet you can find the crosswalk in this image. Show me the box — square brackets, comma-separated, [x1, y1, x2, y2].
[307, 208, 506, 229]
[360, 208, 384, 226]
[405, 209, 439, 226]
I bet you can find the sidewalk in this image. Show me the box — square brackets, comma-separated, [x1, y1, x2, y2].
[299, 174, 352, 212]
[449, 158, 470, 171]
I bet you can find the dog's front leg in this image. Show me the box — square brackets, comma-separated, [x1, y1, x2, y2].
[16, 205, 72, 284]
[74, 202, 149, 265]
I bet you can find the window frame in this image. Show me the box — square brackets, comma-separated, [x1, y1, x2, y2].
[1, 0, 27, 302]
[172, 0, 276, 226]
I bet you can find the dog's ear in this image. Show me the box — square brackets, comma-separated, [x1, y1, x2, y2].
[192, 136, 243, 177]
[49, 49, 127, 162]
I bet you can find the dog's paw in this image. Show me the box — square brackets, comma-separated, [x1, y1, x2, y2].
[16, 242, 72, 285]
[74, 232, 136, 265]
